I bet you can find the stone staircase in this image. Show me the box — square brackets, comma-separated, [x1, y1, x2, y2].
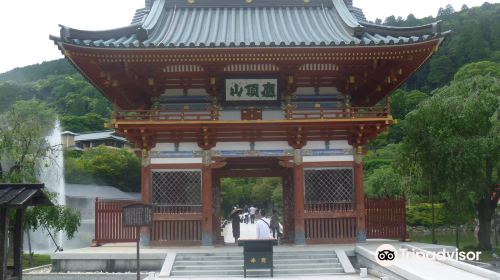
[170, 250, 348, 277]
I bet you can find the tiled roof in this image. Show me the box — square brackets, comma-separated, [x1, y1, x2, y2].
[52, 0, 448, 49]
[66, 184, 138, 200]
[0, 184, 53, 208]
[74, 131, 127, 143]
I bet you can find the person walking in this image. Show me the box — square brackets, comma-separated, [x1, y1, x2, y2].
[256, 209, 272, 239]
[229, 208, 242, 244]
[249, 205, 257, 224]
[270, 209, 281, 239]
[243, 205, 249, 224]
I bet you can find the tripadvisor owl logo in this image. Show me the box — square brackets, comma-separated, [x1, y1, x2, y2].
[375, 244, 397, 267]
[374, 244, 482, 267]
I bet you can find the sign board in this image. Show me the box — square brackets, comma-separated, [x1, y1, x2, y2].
[239, 239, 277, 277]
[122, 203, 153, 227]
[225, 78, 278, 102]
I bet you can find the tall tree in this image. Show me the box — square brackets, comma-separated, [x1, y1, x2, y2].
[401, 70, 499, 249]
[0, 100, 56, 181]
[0, 100, 81, 253]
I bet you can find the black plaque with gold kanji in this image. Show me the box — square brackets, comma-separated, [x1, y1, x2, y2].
[239, 239, 277, 278]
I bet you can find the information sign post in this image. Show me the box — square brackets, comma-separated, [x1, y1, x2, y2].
[123, 203, 153, 280]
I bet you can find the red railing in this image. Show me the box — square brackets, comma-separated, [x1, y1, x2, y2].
[94, 198, 138, 245]
[94, 199, 203, 246]
[114, 109, 216, 121]
[365, 197, 408, 240]
[289, 106, 388, 120]
[305, 217, 357, 242]
[112, 106, 389, 122]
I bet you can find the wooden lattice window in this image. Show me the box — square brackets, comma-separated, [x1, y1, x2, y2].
[151, 170, 202, 206]
[304, 168, 354, 211]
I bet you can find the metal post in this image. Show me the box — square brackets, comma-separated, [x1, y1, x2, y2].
[136, 226, 140, 280]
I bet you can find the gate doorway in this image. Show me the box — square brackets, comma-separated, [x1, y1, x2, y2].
[211, 157, 294, 244]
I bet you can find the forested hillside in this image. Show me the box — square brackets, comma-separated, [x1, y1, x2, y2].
[0, 63, 111, 132]
[374, 2, 500, 91]
[0, 59, 75, 83]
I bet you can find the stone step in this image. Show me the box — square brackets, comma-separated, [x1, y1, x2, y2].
[274, 251, 336, 255]
[171, 267, 345, 277]
[177, 253, 336, 260]
[176, 252, 242, 258]
[175, 260, 243, 265]
[175, 257, 338, 267]
[175, 255, 243, 261]
[171, 251, 347, 277]
[173, 261, 342, 271]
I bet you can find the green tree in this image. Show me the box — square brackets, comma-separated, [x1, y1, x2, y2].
[60, 113, 107, 133]
[0, 82, 35, 113]
[390, 89, 429, 120]
[0, 100, 56, 182]
[365, 165, 405, 198]
[220, 177, 283, 217]
[401, 73, 499, 249]
[24, 191, 80, 240]
[0, 100, 81, 254]
[65, 146, 141, 192]
[453, 61, 500, 81]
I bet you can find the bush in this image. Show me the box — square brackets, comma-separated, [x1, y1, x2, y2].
[64, 146, 140, 192]
[406, 203, 445, 227]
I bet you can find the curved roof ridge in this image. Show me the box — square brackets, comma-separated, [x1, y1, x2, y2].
[360, 20, 444, 37]
[59, 24, 147, 42]
[143, 0, 166, 29]
[331, 0, 360, 29]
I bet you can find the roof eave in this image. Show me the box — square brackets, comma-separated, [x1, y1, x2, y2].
[59, 24, 148, 42]
[360, 20, 448, 37]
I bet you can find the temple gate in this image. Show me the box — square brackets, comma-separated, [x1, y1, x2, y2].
[51, 0, 448, 245]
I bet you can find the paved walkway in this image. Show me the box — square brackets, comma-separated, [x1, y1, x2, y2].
[222, 221, 258, 243]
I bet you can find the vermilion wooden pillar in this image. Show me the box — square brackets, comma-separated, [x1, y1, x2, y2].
[201, 164, 213, 246]
[140, 149, 151, 245]
[293, 163, 305, 245]
[354, 151, 367, 243]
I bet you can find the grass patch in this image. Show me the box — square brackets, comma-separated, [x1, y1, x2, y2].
[7, 254, 51, 269]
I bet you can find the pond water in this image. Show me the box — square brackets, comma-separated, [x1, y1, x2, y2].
[410, 230, 500, 250]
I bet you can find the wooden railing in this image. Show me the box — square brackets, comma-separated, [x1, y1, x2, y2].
[94, 199, 203, 246]
[113, 109, 216, 121]
[365, 197, 408, 240]
[94, 198, 138, 245]
[151, 216, 203, 246]
[303, 201, 357, 243]
[112, 106, 389, 122]
[288, 106, 389, 120]
[305, 217, 357, 243]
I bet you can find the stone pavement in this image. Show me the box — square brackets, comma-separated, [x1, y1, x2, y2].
[222, 220, 258, 243]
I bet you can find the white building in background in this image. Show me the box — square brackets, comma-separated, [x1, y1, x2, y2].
[61, 130, 131, 151]
[63, 184, 139, 249]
